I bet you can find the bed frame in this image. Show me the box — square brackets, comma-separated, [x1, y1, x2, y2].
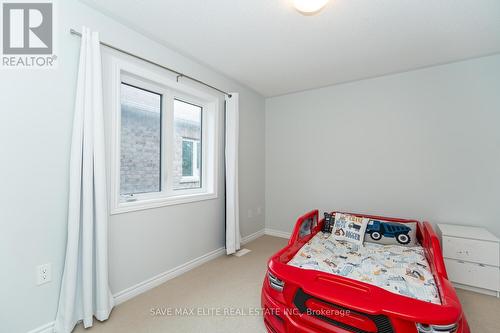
[261, 210, 470, 333]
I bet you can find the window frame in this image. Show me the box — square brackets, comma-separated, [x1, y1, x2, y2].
[109, 59, 219, 214]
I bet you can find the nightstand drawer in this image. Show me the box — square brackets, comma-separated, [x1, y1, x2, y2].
[445, 259, 499, 291]
[442, 236, 499, 266]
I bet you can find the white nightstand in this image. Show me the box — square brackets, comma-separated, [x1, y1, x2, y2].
[438, 224, 500, 297]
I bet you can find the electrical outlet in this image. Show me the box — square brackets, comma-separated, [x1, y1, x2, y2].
[256, 206, 263, 215]
[36, 263, 51, 285]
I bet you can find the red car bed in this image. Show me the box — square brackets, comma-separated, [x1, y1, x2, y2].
[261, 210, 470, 333]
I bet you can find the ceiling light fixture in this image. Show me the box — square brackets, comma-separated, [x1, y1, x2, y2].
[293, 0, 329, 15]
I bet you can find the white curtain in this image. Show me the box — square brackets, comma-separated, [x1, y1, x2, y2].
[225, 93, 241, 255]
[55, 27, 114, 333]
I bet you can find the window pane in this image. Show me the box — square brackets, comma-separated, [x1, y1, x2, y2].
[120, 83, 161, 197]
[173, 99, 202, 190]
[182, 140, 193, 177]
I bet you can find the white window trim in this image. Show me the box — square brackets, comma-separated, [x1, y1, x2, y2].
[108, 58, 219, 215]
[180, 137, 201, 183]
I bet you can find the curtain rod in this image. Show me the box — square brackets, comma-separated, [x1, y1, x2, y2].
[70, 29, 232, 98]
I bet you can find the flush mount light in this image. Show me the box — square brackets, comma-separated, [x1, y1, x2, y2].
[293, 0, 329, 14]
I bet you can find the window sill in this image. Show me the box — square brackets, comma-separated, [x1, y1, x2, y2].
[111, 191, 217, 215]
[180, 176, 200, 184]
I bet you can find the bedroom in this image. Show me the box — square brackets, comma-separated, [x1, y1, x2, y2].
[1, 1, 499, 332]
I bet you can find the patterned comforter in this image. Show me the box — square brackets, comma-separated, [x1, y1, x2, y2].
[288, 232, 441, 304]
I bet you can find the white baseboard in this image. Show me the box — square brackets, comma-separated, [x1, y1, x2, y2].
[240, 228, 292, 242]
[27, 321, 54, 333]
[264, 228, 292, 239]
[113, 246, 226, 305]
[241, 229, 265, 245]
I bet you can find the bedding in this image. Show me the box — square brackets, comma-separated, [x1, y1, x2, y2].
[288, 232, 441, 304]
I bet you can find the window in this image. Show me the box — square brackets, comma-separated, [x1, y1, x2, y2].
[109, 60, 219, 214]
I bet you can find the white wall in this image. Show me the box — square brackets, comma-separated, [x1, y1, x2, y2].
[0, 1, 265, 332]
[266, 54, 500, 237]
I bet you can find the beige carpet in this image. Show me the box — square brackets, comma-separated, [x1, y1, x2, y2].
[457, 289, 500, 332]
[74, 235, 499, 333]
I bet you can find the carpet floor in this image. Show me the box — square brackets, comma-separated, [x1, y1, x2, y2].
[74, 235, 499, 333]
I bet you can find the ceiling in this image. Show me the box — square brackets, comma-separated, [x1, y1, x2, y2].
[81, 0, 500, 97]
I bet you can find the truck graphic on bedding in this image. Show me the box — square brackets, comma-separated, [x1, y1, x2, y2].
[366, 220, 412, 244]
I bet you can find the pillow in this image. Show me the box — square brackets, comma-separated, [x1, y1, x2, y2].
[322, 212, 336, 233]
[330, 213, 368, 245]
[364, 219, 418, 246]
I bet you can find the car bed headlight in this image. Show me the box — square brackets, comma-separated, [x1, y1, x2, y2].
[416, 323, 458, 333]
[268, 271, 285, 292]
